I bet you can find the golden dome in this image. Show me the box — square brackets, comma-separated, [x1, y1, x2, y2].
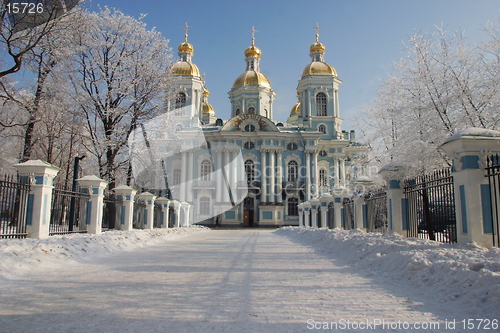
[170, 61, 200, 76]
[302, 61, 337, 76]
[232, 71, 271, 88]
[245, 45, 262, 58]
[290, 102, 301, 115]
[178, 42, 194, 52]
[310, 41, 325, 53]
[202, 102, 215, 114]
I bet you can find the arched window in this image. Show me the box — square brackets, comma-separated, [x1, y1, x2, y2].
[236, 108, 241, 115]
[173, 168, 181, 185]
[244, 124, 256, 132]
[319, 169, 328, 187]
[175, 92, 187, 109]
[316, 92, 327, 116]
[319, 150, 328, 157]
[287, 197, 299, 216]
[318, 124, 326, 134]
[244, 142, 255, 150]
[199, 197, 210, 215]
[200, 160, 211, 181]
[287, 142, 298, 151]
[287, 161, 298, 182]
[245, 160, 255, 183]
[247, 106, 255, 114]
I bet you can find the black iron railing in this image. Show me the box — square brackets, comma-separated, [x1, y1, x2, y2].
[49, 185, 90, 235]
[486, 154, 500, 247]
[404, 168, 456, 243]
[365, 188, 388, 233]
[0, 174, 31, 238]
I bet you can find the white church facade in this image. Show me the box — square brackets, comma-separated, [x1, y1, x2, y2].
[135, 27, 367, 227]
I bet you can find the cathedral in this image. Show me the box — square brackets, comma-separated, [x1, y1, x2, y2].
[133, 26, 367, 227]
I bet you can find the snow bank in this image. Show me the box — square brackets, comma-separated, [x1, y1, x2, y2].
[276, 227, 500, 318]
[0, 226, 209, 279]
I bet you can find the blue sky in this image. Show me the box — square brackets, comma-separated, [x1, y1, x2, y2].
[89, 0, 499, 131]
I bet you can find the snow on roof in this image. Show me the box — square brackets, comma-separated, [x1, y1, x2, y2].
[443, 127, 500, 144]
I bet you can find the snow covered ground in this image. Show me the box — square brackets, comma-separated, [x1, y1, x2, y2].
[0, 227, 498, 332]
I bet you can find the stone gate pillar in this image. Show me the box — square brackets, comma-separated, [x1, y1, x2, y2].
[155, 197, 171, 228]
[114, 185, 137, 231]
[77, 175, 108, 234]
[379, 163, 406, 236]
[137, 192, 156, 230]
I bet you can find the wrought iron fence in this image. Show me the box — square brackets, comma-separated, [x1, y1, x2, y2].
[49, 185, 90, 235]
[486, 154, 500, 247]
[365, 188, 388, 233]
[342, 198, 354, 230]
[403, 168, 456, 243]
[103, 192, 123, 230]
[0, 174, 31, 238]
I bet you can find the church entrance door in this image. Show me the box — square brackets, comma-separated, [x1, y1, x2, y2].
[243, 209, 254, 227]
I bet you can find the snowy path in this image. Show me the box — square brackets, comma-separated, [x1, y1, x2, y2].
[0, 229, 472, 332]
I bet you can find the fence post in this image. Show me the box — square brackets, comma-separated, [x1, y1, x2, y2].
[310, 198, 320, 228]
[77, 175, 108, 234]
[171, 200, 182, 228]
[440, 128, 500, 247]
[114, 185, 137, 231]
[302, 202, 311, 227]
[319, 193, 333, 228]
[15, 160, 60, 239]
[332, 186, 348, 229]
[379, 163, 406, 236]
[298, 203, 304, 227]
[180, 202, 191, 227]
[353, 195, 367, 231]
[155, 197, 170, 228]
[137, 192, 157, 230]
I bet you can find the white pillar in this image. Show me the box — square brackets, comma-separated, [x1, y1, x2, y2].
[276, 150, 283, 204]
[310, 198, 320, 228]
[269, 149, 275, 203]
[15, 160, 60, 239]
[332, 186, 349, 229]
[181, 202, 190, 227]
[306, 152, 311, 201]
[187, 151, 193, 203]
[261, 149, 267, 203]
[313, 151, 319, 198]
[302, 202, 311, 227]
[77, 175, 108, 234]
[334, 158, 340, 187]
[216, 149, 222, 203]
[137, 192, 156, 230]
[340, 158, 346, 186]
[320, 193, 333, 229]
[172, 200, 181, 228]
[114, 185, 137, 231]
[180, 151, 187, 201]
[298, 203, 304, 227]
[155, 197, 170, 228]
[353, 196, 366, 231]
[223, 151, 230, 203]
[379, 164, 406, 236]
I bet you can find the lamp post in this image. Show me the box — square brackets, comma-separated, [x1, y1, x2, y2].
[68, 155, 86, 232]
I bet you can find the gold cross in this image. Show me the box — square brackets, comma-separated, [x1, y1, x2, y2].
[249, 26, 258, 45]
[313, 23, 322, 42]
[182, 22, 192, 42]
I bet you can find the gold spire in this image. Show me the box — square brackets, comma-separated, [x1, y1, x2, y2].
[313, 23, 322, 42]
[245, 26, 261, 58]
[178, 22, 194, 52]
[310, 22, 325, 53]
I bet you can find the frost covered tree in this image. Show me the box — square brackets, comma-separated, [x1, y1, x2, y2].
[66, 7, 174, 190]
[359, 24, 500, 177]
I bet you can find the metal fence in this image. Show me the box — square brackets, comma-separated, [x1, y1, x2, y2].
[404, 168, 457, 243]
[49, 185, 90, 235]
[103, 192, 122, 230]
[486, 154, 500, 247]
[342, 198, 354, 230]
[0, 175, 31, 238]
[365, 188, 388, 233]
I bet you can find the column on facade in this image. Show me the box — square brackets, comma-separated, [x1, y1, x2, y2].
[334, 158, 340, 187]
[269, 149, 275, 203]
[276, 150, 283, 204]
[298, 203, 304, 227]
[180, 151, 187, 201]
[313, 150, 319, 198]
[305, 151, 311, 201]
[187, 150, 194, 203]
[223, 151, 230, 202]
[340, 158, 346, 186]
[334, 89, 340, 118]
[231, 150, 238, 198]
[310, 198, 320, 228]
[261, 149, 267, 203]
[216, 149, 222, 203]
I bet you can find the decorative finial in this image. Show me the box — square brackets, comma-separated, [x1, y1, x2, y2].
[183, 22, 192, 42]
[249, 26, 258, 46]
[313, 23, 322, 42]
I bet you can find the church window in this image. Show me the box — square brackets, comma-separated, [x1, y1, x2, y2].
[287, 142, 298, 151]
[200, 160, 211, 181]
[244, 142, 255, 150]
[244, 124, 256, 132]
[287, 197, 299, 216]
[199, 197, 210, 215]
[236, 108, 241, 115]
[176, 124, 182, 132]
[175, 92, 187, 109]
[316, 92, 327, 116]
[173, 168, 181, 185]
[247, 106, 255, 114]
[319, 150, 328, 157]
[287, 161, 298, 182]
[318, 124, 326, 134]
[245, 160, 255, 183]
[319, 169, 328, 187]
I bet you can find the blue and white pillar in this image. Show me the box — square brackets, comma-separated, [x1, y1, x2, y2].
[114, 185, 137, 231]
[137, 192, 156, 230]
[78, 175, 108, 234]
